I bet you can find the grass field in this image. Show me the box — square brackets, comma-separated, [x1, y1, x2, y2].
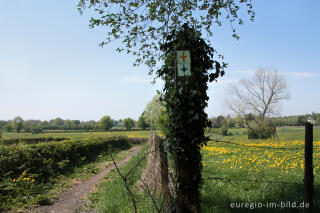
[1, 130, 151, 139]
[201, 127, 320, 212]
[2, 127, 320, 212]
[0, 131, 149, 211]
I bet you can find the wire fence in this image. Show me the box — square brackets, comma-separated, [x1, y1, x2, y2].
[205, 135, 319, 188]
[207, 176, 320, 187]
[208, 137, 320, 150]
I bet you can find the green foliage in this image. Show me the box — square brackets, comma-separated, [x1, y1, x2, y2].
[0, 137, 69, 146]
[3, 124, 12, 132]
[0, 136, 130, 181]
[77, 0, 254, 73]
[143, 94, 167, 129]
[122, 118, 135, 130]
[91, 144, 159, 212]
[220, 125, 229, 136]
[247, 125, 276, 139]
[31, 125, 43, 134]
[137, 112, 149, 130]
[158, 24, 226, 211]
[98, 115, 114, 131]
[12, 116, 24, 133]
[211, 115, 227, 128]
[52, 117, 64, 127]
[297, 115, 305, 126]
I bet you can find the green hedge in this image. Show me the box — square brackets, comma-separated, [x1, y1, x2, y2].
[0, 136, 131, 180]
[0, 137, 70, 146]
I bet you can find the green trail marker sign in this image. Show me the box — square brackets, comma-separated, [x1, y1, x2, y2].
[177, 50, 191, 76]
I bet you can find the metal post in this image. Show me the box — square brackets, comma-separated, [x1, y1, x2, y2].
[304, 122, 313, 213]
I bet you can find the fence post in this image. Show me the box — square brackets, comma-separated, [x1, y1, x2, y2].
[158, 136, 171, 207]
[304, 122, 313, 213]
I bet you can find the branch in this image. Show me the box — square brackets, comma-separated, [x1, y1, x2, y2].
[110, 152, 138, 213]
[140, 178, 161, 213]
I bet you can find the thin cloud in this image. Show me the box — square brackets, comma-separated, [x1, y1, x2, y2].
[290, 72, 319, 78]
[123, 76, 150, 83]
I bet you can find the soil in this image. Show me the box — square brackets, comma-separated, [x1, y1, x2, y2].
[28, 145, 143, 213]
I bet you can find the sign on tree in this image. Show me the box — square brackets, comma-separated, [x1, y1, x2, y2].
[177, 51, 191, 76]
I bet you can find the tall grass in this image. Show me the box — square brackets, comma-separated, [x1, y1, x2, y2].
[88, 143, 161, 213]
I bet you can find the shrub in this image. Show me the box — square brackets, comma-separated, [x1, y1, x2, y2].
[248, 126, 276, 139]
[0, 136, 130, 181]
[220, 125, 229, 136]
[0, 137, 69, 146]
[31, 126, 43, 134]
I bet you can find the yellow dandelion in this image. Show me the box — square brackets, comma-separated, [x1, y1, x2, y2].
[12, 179, 16, 183]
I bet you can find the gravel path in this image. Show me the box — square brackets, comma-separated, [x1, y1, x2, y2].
[31, 145, 143, 213]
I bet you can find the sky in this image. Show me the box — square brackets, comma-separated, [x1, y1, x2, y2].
[0, 0, 319, 121]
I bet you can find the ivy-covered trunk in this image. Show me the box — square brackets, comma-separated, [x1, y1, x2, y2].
[157, 24, 226, 212]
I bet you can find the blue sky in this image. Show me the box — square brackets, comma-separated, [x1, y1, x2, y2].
[0, 0, 319, 121]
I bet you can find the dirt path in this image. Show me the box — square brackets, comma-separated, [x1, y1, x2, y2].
[31, 145, 143, 213]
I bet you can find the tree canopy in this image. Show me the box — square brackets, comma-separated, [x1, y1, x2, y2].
[122, 118, 136, 130]
[78, 0, 255, 73]
[98, 115, 114, 130]
[12, 116, 24, 133]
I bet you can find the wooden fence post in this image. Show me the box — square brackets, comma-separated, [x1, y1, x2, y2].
[158, 136, 171, 208]
[304, 122, 313, 213]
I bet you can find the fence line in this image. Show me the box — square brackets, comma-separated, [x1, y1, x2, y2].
[207, 176, 320, 187]
[208, 137, 320, 150]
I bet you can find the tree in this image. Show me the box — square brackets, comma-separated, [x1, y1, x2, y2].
[158, 24, 225, 212]
[98, 115, 113, 131]
[297, 115, 305, 126]
[78, 1, 255, 211]
[3, 123, 12, 132]
[137, 112, 149, 130]
[12, 116, 24, 133]
[143, 94, 167, 130]
[122, 118, 136, 130]
[226, 69, 289, 131]
[77, 0, 254, 73]
[53, 117, 64, 128]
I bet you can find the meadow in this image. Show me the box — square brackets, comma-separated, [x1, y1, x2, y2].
[1, 130, 151, 140]
[201, 126, 320, 212]
[1, 127, 319, 212]
[0, 131, 150, 211]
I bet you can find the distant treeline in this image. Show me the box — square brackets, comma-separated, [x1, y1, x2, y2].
[0, 115, 149, 134]
[0, 112, 318, 134]
[210, 112, 320, 129]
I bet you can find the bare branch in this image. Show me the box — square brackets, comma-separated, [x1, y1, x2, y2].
[225, 68, 289, 127]
[110, 152, 138, 213]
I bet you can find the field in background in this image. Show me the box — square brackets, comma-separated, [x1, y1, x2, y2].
[2, 127, 320, 212]
[2, 130, 151, 140]
[0, 131, 149, 211]
[201, 127, 320, 212]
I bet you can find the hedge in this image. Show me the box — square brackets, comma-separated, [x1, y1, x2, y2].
[0, 137, 70, 146]
[0, 136, 132, 180]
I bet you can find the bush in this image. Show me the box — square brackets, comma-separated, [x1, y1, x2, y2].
[0, 137, 69, 146]
[220, 125, 229, 136]
[248, 126, 276, 139]
[31, 126, 43, 134]
[0, 136, 130, 181]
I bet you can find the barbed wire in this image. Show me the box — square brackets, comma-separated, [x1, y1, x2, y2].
[207, 176, 320, 187]
[208, 137, 320, 150]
